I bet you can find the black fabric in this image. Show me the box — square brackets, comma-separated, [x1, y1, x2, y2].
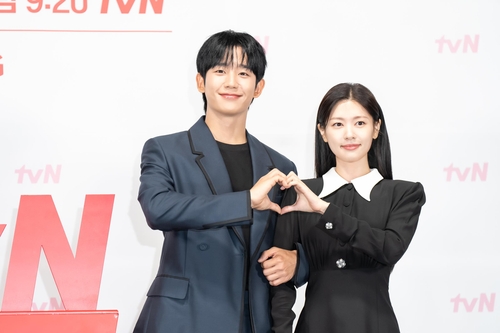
[217, 141, 253, 289]
[217, 141, 253, 193]
[271, 178, 425, 333]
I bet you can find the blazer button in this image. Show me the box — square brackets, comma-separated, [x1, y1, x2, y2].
[336, 258, 346, 268]
[198, 243, 209, 251]
[325, 222, 333, 230]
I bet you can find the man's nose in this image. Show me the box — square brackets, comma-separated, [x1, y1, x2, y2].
[225, 71, 237, 88]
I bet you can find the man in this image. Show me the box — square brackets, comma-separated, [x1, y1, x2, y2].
[133, 30, 307, 333]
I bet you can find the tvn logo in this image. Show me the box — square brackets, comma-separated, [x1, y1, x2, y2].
[444, 163, 488, 182]
[436, 35, 479, 53]
[15, 165, 62, 184]
[255, 36, 269, 54]
[0, 55, 3, 76]
[0, 0, 164, 14]
[32, 298, 64, 311]
[1, 194, 115, 311]
[101, 0, 164, 14]
[451, 293, 496, 313]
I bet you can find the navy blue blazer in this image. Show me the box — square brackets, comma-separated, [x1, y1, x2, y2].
[134, 117, 306, 333]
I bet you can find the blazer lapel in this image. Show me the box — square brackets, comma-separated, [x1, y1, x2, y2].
[188, 116, 233, 195]
[188, 117, 278, 253]
[188, 117, 245, 244]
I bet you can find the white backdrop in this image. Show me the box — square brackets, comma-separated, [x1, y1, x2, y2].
[1, 0, 499, 332]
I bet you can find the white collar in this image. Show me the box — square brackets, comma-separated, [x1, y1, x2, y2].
[318, 168, 383, 201]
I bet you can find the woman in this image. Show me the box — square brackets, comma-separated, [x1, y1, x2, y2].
[271, 83, 426, 333]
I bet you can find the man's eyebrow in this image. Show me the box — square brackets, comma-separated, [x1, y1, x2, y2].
[215, 62, 251, 70]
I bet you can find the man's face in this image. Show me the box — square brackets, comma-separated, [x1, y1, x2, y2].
[196, 47, 265, 117]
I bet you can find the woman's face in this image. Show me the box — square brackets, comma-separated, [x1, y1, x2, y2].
[318, 99, 381, 170]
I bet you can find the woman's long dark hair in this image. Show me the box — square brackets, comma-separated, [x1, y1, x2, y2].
[315, 83, 393, 179]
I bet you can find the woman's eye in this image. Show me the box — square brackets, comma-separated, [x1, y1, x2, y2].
[356, 121, 366, 126]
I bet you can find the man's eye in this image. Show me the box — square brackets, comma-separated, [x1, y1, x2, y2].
[214, 69, 225, 73]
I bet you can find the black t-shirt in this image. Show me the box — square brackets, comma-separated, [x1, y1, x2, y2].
[216, 142, 252, 192]
[217, 141, 252, 287]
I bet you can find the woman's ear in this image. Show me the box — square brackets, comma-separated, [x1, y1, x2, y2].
[373, 119, 382, 139]
[317, 123, 328, 142]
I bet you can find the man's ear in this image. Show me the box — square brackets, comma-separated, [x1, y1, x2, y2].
[253, 79, 265, 98]
[196, 73, 205, 93]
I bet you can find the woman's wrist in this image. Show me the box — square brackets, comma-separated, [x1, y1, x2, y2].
[318, 201, 330, 215]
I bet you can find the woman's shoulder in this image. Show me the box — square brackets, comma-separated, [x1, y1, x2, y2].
[377, 179, 426, 203]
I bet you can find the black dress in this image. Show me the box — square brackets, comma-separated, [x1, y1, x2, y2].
[271, 176, 426, 333]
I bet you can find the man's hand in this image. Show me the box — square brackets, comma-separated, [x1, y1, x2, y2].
[258, 247, 297, 286]
[281, 171, 330, 215]
[250, 168, 289, 214]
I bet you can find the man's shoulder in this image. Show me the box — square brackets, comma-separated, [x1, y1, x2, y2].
[146, 117, 206, 144]
[256, 140, 295, 171]
[150, 130, 187, 141]
[147, 129, 187, 141]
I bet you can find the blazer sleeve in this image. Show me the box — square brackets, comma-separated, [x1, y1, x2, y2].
[317, 181, 426, 266]
[138, 137, 252, 231]
[293, 243, 309, 287]
[270, 188, 302, 333]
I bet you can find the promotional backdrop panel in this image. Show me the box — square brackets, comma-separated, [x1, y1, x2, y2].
[1, 1, 499, 332]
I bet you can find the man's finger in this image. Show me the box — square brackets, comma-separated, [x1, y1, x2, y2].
[268, 202, 281, 214]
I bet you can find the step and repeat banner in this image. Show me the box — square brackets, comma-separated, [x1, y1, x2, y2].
[1, 0, 499, 332]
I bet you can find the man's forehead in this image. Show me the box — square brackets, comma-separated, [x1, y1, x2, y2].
[217, 47, 249, 66]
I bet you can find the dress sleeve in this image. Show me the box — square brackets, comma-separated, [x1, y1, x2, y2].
[271, 188, 300, 333]
[318, 181, 425, 265]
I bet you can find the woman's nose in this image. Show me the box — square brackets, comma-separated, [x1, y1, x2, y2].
[344, 126, 354, 139]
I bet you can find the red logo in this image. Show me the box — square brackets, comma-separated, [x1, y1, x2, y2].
[101, 0, 164, 14]
[0, 1, 16, 13]
[0, 195, 118, 332]
[0, 0, 164, 14]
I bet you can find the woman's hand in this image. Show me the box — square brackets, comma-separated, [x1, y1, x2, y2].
[281, 172, 330, 215]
